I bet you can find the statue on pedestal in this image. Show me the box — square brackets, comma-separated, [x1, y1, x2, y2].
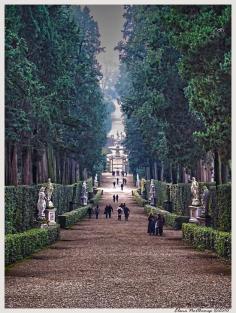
[45, 178, 54, 208]
[149, 179, 156, 206]
[81, 181, 88, 205]
[136, 173, 140, 188]
[37, 187, 46, 219]
[201, 186, 210, 215]
[191, 177, 200, 206]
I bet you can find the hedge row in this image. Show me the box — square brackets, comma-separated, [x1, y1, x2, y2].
[182, 223, 231, 259]
[143, 180, 231, 232]
[90, 189, 103, 205]
[58, 205, 90, 229]
[5, 225, 60, 266]
[132, 190, 148, 207]
[144, 205, 189, 230]
[5, 182, 83, 234]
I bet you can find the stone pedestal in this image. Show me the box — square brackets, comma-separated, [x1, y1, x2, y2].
[189, 205, 203, 224]
[46, 208, 57, 225]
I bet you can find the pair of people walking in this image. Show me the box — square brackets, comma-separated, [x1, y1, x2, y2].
[87, 205, 100, 219]
[147, 213, 165, 236]
[113, 194, 119, 202]
[117, 203, 130, 221]
[104, 204, 113, 219]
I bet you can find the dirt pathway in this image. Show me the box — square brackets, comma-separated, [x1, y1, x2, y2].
[5, 173, 231, 308]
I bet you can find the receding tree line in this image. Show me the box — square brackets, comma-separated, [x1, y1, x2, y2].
[116, 5, 231, 185]
[5, 5, 107, 186]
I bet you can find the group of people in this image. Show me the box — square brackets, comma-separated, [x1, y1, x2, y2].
[112, 170, 127, 177]
[147, 213, 165, 236]
[113, 194, 119, 202]
[87, 203, 130, 221]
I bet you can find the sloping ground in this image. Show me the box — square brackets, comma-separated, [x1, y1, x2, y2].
[5, 173, 231, 308]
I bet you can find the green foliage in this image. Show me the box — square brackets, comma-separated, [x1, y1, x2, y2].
[58, 205, 90, 229]
[132, 190, 148, 207]
[182, 223, 231, 259]
[5, 225, 60, 265]
[90, 189, 103, 205]
[5, 182, 83, 234]
[216, 183, 231, 231]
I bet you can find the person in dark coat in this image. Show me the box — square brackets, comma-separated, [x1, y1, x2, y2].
[113, 181, 116, 188]
[116, 194, 119, 202]
[94, 205, 99, 219]
[87, 207, 92, 219]
[123, 204, 130, 221]
[156, 214, 165, 236]
[121, 183, 124, 191]
[147, 213, 155, 235]
[107, 204, 113, 218]
[113, 194, 116, 202]
[116, 178, 119, 185]
[104, 205, 109, 219]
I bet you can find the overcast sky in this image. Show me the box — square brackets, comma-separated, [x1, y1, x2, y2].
[87, 5, 124, 77]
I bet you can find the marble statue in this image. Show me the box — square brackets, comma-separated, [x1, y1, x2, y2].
[94, 173, 99, 187]
[81, 181, 88, 205]
[201, 186, 210, 213]
[45, 178, 54, 208]
[191, 177, 200, 206]
[136, 173, 140, 188]
[37, 187, 46, 218]
[149, 179, 156, 206]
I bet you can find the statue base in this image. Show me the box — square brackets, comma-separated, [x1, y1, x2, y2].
[45, 207, 57, 225]
[189, 205, 203, 224]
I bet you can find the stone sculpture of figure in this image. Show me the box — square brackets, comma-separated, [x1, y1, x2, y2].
[201, 186, 210, 214]
[136, 173, 140, 188]
[94, 173, 98, 187]
[191, 177, 200, 206]
[37, 187, 46, 218]
[45, 178, 54, 208]
[81, 181, 88, 205]
[149, 179, 156, 206]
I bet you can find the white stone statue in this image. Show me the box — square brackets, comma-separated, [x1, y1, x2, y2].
[201, 186, 210, 213]
[81, 181, 88, 205]
[136, 173, 140, 188]
[37, 187, 46, 218]
[45, 178, 54, 208]
[149, 179, 156, 206]
[191, 177, 200, 206]
[94, 174, 99, 187]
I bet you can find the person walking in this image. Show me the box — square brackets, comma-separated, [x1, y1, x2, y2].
[116, 177, 119, 185]
[156, 213, 165, 236]
[104, 205, 109, 219]
[147, 213, 155, 235]
[108, 204, 113, 218]
[87, 206, 92, 219]
[113, 194, 116, 202]
[117, 205, 123, 221]
[121, 183, 124, 191]
[116, 194, 119, 202]
[123, 204, 130, 221]
[113, 181, 116, 188]
[94, 205, 99, 219]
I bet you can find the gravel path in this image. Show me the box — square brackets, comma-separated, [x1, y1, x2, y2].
[5, 173, 231, 308]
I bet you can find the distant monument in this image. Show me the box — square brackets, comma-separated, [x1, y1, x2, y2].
[81, 181, 88, 205]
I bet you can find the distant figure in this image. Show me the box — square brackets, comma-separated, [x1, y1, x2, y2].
[121, 183, 124, 191]
[125, 171, 127, 176]
[113, 181, 116, 188]
[121, 171, 124, 177]
[94, 205, 99, 219]
[116, 194, 119, 202]
[87, 207, 92, 219]
[147, 213, 155, 235]
[104, 205, 109, 219]
[117, 178, 119, 185]
[155, 214, 165, 236]
[113, 194, 116, 202]
[107, 204, 113, 218]
[117, 205, 123, 221]
[123, 204, 130, 221]
[112, 171, 115, 176]
[116, 170, 119, 176]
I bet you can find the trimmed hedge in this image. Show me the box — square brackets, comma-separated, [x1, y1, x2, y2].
[5, 225, 60, 266]
[182, 223, 231, 259]
[132, 190, 148, 206]
[144, 205, 189, 230]
[58, 205, 90, 229]
[5, 182, 83, 234]
[90, 189, 103, 205]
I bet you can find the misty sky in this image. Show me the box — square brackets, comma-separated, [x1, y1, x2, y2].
[87, 5, 124, 77]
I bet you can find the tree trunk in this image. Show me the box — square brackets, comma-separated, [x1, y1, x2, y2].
[161, 161, 164, 181]
[9, 143, 18, 186]
[22, 146, 32, 185]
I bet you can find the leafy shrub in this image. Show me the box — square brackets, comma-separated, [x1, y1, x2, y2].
[90, 189, 103, 205]
[132, 190, 148, 206]
[5, 225, 60, 265]
[182, 223, 231, 259]
[5, 182, 83, 234]
[58, 205, 90, 228]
